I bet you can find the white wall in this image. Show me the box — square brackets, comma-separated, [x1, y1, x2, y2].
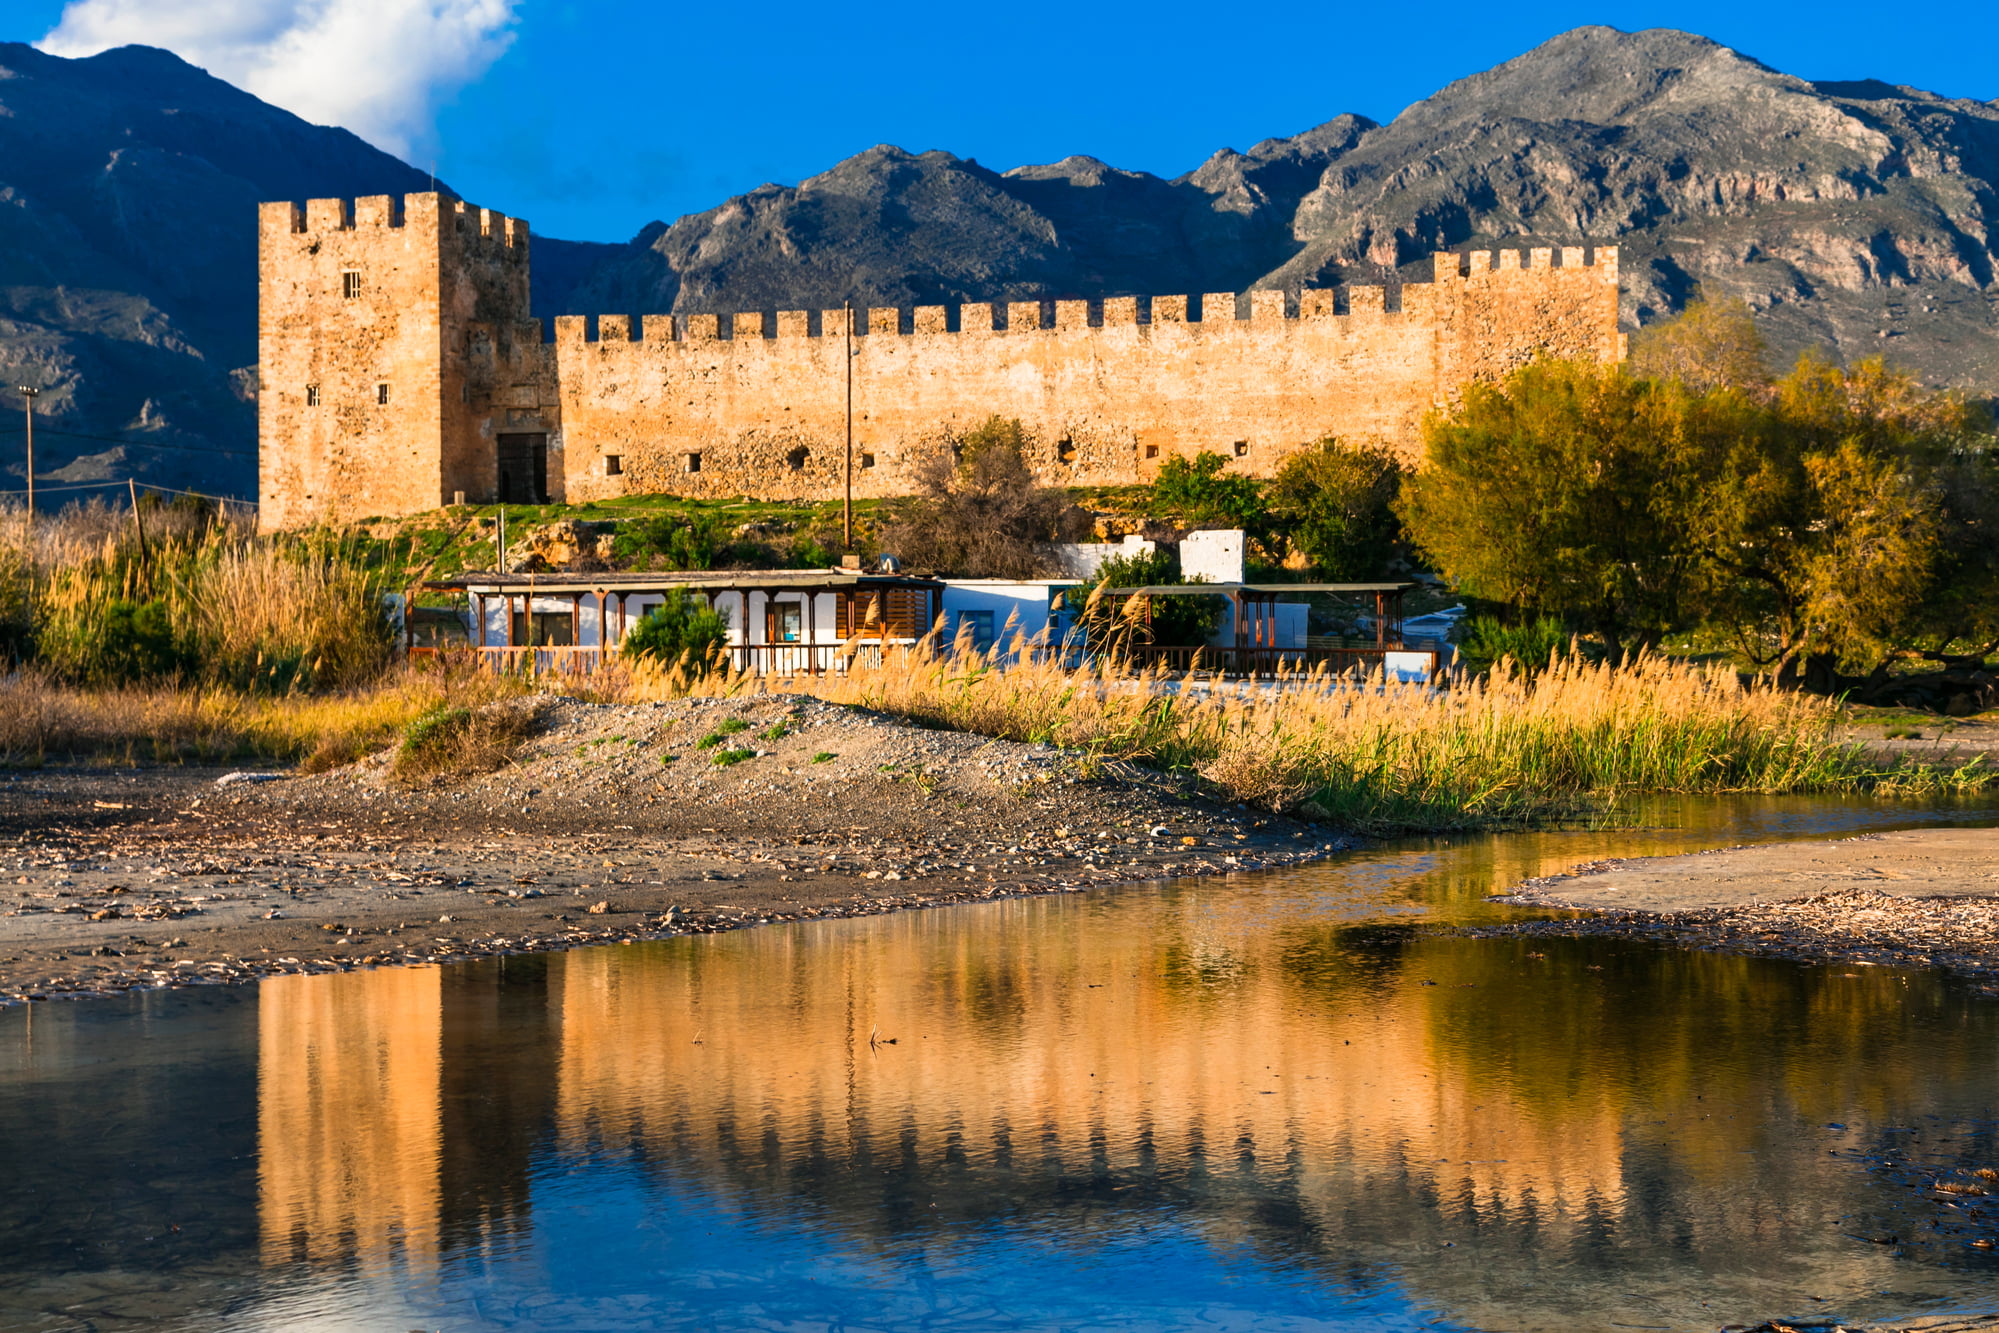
[940, 580, 1080, 648]
[1050, 534, 1156, 579]
[1180, 529, 1246, 584]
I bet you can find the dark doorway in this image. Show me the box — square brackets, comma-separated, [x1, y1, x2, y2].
[497, 433, 547, 504]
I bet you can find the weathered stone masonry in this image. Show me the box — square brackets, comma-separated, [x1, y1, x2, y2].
[258, 191, 1624, 529]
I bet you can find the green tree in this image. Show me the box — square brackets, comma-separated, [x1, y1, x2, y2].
[1148, 450, 1267, 531]
[1688, 354, 1990, 687]
[613, 512, 728, 570]
[1062, 547, 1224, 650]
[1397, 359, 1716, 662]
[877, 416, 1091, 577]
[1267, 437, 1403, 577]
[621, 589, 732, 675]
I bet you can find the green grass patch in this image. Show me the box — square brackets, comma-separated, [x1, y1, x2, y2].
[697, 718, 751, 749]
[710, 746, 757, 767]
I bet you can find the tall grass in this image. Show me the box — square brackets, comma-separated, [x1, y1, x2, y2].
[4, 498, 391, 691]
[628, 635, 1990, 832]
[0, 661, 525, 768]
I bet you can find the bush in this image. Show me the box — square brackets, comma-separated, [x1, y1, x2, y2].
[1149, 450, 1267, 531]
[1267, 437, 1403, 577]
[94, 599, 184, 682]
[613, 512, 729, 570]
[19, 504, 391, 690]
[1064, 548, 1224, 650]
[621, 590, 732, 675]
[1453, 615, 1587, 676]
[390, 698, 544, 785]
[876, 417, 1090, 576]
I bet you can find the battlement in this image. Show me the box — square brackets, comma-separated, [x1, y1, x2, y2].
[555, 246, 1618, 345]
[261, 210, 1624, 528]
[259, 192, 528, 251]
[1434, 244, 1617, 281]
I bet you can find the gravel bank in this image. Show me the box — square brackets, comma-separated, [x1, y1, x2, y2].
[0, 694, 1350, 1003]
[1474, 827, 1999, 984]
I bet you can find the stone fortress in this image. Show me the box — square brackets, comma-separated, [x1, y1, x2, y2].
[257, 192, 1626, 530]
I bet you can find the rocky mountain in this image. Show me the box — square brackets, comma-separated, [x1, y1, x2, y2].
[2, 27, 1993, 501]
[571, 27, 1999, 398]
[0, 42, 613, 499]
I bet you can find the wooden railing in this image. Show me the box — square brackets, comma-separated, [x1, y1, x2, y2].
[410, 639, 1446, 681]
[1109, 642, 1445, 680]
[409, 641, 913, 677]
[409, 645, 614, 675]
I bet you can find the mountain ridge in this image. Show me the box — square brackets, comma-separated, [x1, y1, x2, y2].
[3, 26, 1994, 500]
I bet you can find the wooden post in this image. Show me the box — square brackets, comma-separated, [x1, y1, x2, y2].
[806, 588, 819, 673]
[474, 592, 485, 649]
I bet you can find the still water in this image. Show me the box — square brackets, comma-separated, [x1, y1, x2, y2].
[4, 796, 1999, 1332]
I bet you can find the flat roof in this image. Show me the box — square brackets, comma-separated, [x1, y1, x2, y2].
[1098, 582, 1412, 595]
[941, 578, 1085, 588]
[426, 570, 946, 594]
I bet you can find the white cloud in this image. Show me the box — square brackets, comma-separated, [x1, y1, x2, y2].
[38, 0, 519, 158]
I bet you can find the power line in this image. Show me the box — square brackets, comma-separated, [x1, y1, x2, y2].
[0, 425, 256, 460]
[0, 478, 255, 505]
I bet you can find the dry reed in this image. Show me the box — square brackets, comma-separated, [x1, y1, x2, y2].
[0, 661, 521, 768]
[624, 634, 1986, 832]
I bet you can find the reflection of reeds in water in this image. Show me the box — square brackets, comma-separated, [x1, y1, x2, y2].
[257, 968, 441, 1273]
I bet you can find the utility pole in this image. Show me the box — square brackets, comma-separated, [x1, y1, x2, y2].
[15, 386, 36, 521]
[127, 478, 148, 564]
[843, 300, 854, 551]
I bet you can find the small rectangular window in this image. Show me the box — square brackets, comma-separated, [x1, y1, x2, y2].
[685, 452, 702, 474]
[604, 454, 623, 476]
[1057, 438, 1077, 464]
[958, 609, 995, 648]
[1144, 444, 1160, 460]
[376, 383, 390, 405]
[860, 453, 876, 469]
[342, 271, 363, 299]
[1233, 440, 1249, 457]
[305, 384, 320, 406]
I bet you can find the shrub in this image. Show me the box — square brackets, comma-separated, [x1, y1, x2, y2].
[1453, 615, 1587, 677]
[390, 697, 544, 784]
[612, 512, 729, 570]
[1064, 548, 1223, 649]
[621, 589, 731, 675]
[876, 417, 1090, 576]
[1268, 437, 1403, 578]
[1149, 450, 1267, 531]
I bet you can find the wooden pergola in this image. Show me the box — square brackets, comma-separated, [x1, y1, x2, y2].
[1093, 581, 1426, 677]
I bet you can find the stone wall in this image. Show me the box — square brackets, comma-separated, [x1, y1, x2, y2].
[260, 191, 1622, 527]
[552, 249, 1622, 506]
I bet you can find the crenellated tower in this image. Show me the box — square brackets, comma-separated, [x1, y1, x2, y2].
[257, 192, 555, 530]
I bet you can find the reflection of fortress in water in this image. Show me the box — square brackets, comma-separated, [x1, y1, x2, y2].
[249, 880, 1976, 1325]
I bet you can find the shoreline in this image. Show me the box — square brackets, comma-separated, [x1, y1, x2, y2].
[1476, 826, 1999, 985]
[1, 695, 1352, 1004]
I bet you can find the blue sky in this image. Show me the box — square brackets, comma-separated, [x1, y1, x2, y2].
[22, 0, 1998, 244]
